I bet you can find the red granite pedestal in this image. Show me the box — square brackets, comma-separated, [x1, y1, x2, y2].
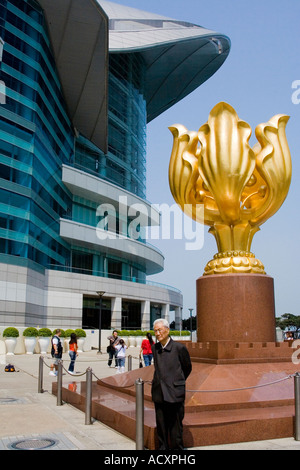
[196, 273, 276, 343]
[53, 274, 300, 449]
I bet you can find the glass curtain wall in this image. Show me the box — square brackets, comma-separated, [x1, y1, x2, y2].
[74, 53, 147, 199]
[71, 51, 148, 282]
[0, 0, 149, 284]
[0, 0, 74, 270]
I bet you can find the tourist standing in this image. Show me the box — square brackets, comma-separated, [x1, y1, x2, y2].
[115, 339, 127, 373]
[151, 319, 192, 450]
[68, 332, 78, 374]
[107, 329, 119, 368]
[140, 332, 154, 366]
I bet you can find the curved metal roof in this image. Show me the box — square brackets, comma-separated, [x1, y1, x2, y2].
[39, 0, 230, 149]
[99, 0, 231, 122]
[39, 0, 109, 152]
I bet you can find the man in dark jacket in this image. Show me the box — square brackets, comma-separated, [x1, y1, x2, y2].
[151, 318, 192, 450]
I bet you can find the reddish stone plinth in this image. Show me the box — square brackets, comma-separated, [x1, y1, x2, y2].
[197, 273, 276, 343]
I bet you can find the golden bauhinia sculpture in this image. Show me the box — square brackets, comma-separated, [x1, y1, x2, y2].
[169, 102, 292, 275]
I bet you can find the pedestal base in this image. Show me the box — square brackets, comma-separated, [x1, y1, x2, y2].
[185, 340, 295, 364]
[53, 272, 298, 448]
[197, 274, 276, 343]
[53, 344, 300, 449]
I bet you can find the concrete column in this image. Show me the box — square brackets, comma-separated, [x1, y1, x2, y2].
[141, 300, 150, 330]
[175, 306, 182, 330]
[161, 304, 170, 325]
[111, 297, 122, 329]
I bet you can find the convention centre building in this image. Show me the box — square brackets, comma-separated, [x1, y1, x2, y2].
[0, 0, 230, 332]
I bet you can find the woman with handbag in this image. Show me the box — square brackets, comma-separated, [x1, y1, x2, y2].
[140, 332, 154, 366]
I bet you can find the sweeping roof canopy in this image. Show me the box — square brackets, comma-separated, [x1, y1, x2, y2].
[39, 0, 230, 151]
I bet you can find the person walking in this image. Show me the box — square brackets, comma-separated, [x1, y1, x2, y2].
[151, 318, 192, 450]
[68, 332, 78, 374]
[115, 339, 127, 373]
[49, 329, 63, 376]
[140, 332, 154, 366]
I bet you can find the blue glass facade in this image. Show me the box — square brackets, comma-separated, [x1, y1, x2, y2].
[0, 0, 148, 283]
[108, 53, 146, 199]
[0, 0, 73, 270]
[74, 53, 147, 199]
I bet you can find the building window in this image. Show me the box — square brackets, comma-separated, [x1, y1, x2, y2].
[108, 259, 122, 279]
[72, 251, 93, 275]
[82, 296, 111, 329]
[122, 300, 141, 330]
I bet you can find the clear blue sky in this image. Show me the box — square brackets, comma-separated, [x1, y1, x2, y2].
[109, 0, 300, 320]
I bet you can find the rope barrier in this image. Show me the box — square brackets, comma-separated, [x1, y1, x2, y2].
[41, 354, 119, 364]
[39, 356, 295, 393]
[186, 374, 294, 393]
[61, 362, 87, 377]
[40, 355, 52, 369]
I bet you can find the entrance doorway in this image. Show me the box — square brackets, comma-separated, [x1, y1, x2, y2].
[122, 300, 141, 330]
[82, 296, 111, 329]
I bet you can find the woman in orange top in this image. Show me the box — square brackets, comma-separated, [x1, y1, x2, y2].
[140, 332, 154, 366]
[68, 333, 78, 374]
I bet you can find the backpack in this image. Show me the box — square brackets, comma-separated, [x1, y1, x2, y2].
[5, 364, 15, 372]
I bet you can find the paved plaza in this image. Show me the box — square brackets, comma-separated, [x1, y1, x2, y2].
[0, 348, 300, 451]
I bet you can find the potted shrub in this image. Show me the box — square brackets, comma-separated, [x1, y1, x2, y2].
[64, 329, 75, 338]
[23, 327, 39, 354]
[38, 328, 52, 354]
[3, 327, 19, 355]
[128, 330, 137, 348]
[75, 328, 86, 352]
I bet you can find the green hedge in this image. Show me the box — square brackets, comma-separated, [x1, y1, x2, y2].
[116, 330, 190, 336]
[171, 330, 191, 336]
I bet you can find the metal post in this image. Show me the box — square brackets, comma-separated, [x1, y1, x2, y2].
[295, 373, 300, 440]
[135, 378, 144, 450]
[38, 355, 44, 393]
[85, 368, 93, 425]
[57, 360, 63, 406]
[128, 355, 132, 371]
